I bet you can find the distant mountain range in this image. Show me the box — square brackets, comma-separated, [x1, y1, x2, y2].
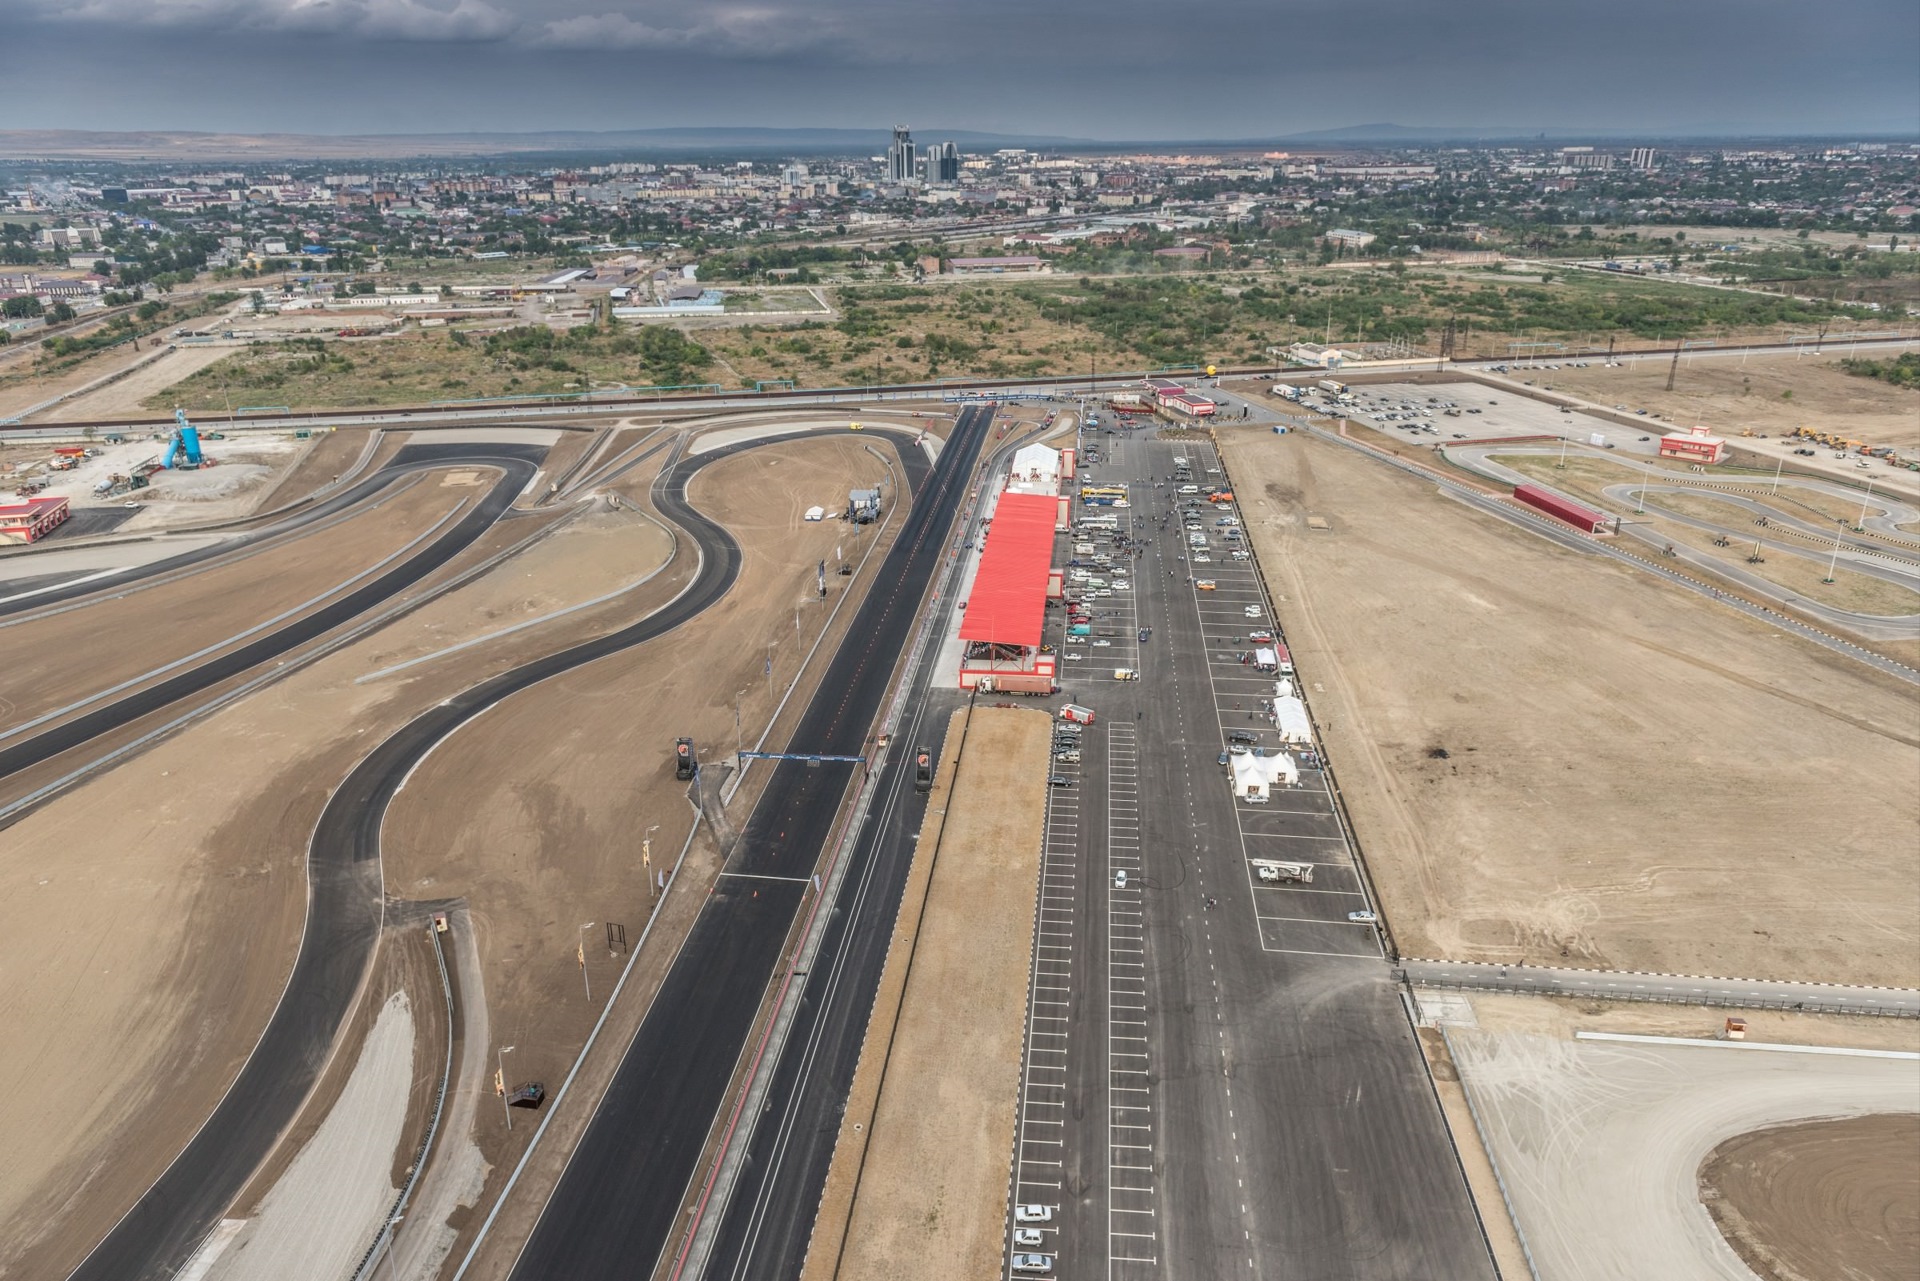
[1, 122, 1908, 162]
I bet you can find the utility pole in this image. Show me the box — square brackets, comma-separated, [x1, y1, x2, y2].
[498, 1044, 516, 1130]
[578, 922, 596, 1001]
[1665, 339, 1683, 392]
[643, 824, 660, 899]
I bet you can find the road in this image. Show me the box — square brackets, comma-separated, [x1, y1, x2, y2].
[1004, 423, 1495, 1280]
[61, 421, 944, 1281]
[500, 404, 989, 1281]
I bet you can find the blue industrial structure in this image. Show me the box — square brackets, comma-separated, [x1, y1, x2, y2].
[163, 409, 204, 469]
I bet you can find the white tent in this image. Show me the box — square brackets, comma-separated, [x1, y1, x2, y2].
[1231, 751, 1300, 802]
[1007, 443, 1063, 495]
[1231, 753, 1271, 802]
[1272, 696, 1313, 745]
[1273, 679, 1294, 700]
[804, 505, 825, 521]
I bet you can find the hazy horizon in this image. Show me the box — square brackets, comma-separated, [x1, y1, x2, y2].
[2, 0, 1915, 141]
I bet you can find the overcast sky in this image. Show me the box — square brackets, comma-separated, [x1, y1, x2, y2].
[2, 0, 1915, 140]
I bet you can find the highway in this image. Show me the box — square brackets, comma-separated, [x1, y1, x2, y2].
[61, 420, 950, 1281]
[5, 334, 1912, 446]
[1004, 425, 1494, 1280]
[500, 404, 989, 1280]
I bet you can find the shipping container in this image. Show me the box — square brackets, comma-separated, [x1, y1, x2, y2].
[1512, 483, 1606, 533]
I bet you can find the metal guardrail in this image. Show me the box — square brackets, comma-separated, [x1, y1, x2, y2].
[1402, 961, 1920, 1018]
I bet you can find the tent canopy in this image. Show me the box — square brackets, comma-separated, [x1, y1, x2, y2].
[959, 492, 1057, 650]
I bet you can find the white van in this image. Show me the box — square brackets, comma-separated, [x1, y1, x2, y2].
[1178, 484, 1201, 494]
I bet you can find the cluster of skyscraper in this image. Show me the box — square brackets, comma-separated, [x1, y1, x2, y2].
[887, 126, 960, 186]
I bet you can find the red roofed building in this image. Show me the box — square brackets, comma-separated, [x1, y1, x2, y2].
[0, 494, 71, 543]
[957, 491, 1059, 693]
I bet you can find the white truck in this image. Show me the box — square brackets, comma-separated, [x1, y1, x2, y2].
[1113, 668, 1139, 681]
[1318, 378, 1349, 395]
[1252, 859, 1314, 885]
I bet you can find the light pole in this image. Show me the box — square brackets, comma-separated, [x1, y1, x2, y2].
[578, 922, 597, 1001]
[643, 824, 660, 899]
[498, 1044, 516, 1130]
[1825, 520, 1844, 584]
[1770, 452, 1784, 496]
[1856, 478, 1875, 531]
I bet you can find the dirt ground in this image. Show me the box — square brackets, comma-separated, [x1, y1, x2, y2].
[246, 427, 377, 515]
[1216, 428, 1920, 988]
[806, 705, 1051, 1281]
[29, 342, 236, 422]
[0, 473, 474, 730]
[1539, 352, 1920, 453]
[0, 433, 707, 1280]
[1698, 1113, 1919, 1281]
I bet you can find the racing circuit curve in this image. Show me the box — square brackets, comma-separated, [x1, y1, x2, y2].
[61, 409, 982, 1281]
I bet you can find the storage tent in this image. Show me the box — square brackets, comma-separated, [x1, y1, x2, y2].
[1272, 696, 1314, 745]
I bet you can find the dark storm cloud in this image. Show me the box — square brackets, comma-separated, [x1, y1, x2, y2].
[2, 0, 1915, 137]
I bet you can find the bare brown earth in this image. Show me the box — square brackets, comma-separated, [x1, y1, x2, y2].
[244, 426, 379, 515]
[0, 472, 474, 728]
[806, 705, 1051, 1281]
[1216, 427, 1920, 987]
[1699, 1114, 1919, 1281]
[27, 343, 236, 422]
[1539, 353, 1920, 452]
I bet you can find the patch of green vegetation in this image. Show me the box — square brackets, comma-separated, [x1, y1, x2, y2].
[153, 321, 713, 410]
[1839, 352, 1920, 390]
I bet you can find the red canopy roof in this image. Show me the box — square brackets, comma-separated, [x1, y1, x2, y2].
[959, 492, 1056, 649]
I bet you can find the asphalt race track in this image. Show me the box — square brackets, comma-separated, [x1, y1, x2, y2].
[0, 438, 557, 617]
[698, 428, 1035, 1281]
[0, 442, 551, 804]
[504, 405, 990, 1281]
[62, 420, 950, 1281]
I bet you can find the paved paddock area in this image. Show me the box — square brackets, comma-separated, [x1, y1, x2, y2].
[1447, 1023, 1920, 1281]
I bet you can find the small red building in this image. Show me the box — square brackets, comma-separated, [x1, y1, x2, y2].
[0, 494, 71, 543]
[1659, 426, 1727, 464]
